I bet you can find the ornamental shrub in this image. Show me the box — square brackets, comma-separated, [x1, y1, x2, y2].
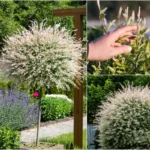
[0, 127, 20, 149]
[1, 21, 83, 91]
[95, 85, 150, 149]
[0, 89, 38, 130]
[41, 97, 72, 121]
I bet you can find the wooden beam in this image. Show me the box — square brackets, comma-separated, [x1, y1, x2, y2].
[74, 14, 84, 148]
[53, 8, 86, 149]
[53, 8, 86, 16]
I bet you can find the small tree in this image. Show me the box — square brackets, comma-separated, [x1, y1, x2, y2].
[0, 20, 83, 146]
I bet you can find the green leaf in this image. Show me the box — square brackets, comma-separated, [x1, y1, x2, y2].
[108, 19, 116, 30]
[107, 66, 115, 73]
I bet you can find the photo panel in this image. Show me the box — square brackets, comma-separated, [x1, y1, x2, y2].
[87, 75, 150, 149]
[87, 1, 150, 74]
[0, 1, 87, 149]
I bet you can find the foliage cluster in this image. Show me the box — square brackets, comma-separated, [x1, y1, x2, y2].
[0, 127, 20, 149]
[41, 97, 72, 121]
[88, 75, 150, 123]
[0, 80, 14, 91]
[1, 21, 83, 91]
[0, 89, 38, 130]
[0, 1, 86, 53]
[0, 77, 73, 99]
[95, 85, 150, 149]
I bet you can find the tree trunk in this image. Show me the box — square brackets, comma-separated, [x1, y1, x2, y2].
[36, 88, 42, 147]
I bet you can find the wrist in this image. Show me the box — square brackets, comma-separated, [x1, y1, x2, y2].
[87, 41, 96, 61]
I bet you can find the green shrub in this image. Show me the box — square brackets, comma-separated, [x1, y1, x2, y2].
[87, 83, 106, 123]
[0, 127, 20, 149]
[95, 85, 150, 149]
[41, 97, 72, 121]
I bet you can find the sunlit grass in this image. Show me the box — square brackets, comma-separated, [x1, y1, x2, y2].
[40, 129, 87, 149]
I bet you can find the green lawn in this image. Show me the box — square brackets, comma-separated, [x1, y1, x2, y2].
[40, 129, 87, 149]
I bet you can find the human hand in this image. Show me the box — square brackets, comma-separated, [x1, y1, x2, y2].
[87, 26, 138, 61]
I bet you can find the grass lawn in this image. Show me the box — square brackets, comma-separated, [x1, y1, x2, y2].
[40, 129, 87, 149]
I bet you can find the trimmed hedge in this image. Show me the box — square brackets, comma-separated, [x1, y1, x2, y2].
[41, 97, 72, 121]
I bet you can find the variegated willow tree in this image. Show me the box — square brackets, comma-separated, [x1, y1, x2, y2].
[0, 20, 83, 146]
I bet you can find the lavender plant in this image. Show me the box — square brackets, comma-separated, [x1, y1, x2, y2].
[95, 1, 150, 74]
[95, 85, 150, 149]
[0, 89, 38, 130]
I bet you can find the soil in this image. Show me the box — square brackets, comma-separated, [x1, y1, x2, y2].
[20, 142, 55, 150]
[40, 113, 86, 127]
[40, 116, 74, 127]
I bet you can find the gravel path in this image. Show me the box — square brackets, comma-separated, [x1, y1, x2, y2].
[21, 116, 87, 143]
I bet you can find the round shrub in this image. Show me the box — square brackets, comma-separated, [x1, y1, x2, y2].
[1, 21, 83, 90]
[41, 97, 72, 121]
[0, 127, 20, 149]
[95, 85, 150, 149]
[0, 89, 38, 130]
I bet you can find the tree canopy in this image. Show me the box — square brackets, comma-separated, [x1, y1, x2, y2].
[0, 1, 86, 52]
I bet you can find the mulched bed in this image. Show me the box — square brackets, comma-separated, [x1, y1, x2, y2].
[40, 113, 86, 127]
[20, 142, 55, 150]
[40, 116, 74, 127]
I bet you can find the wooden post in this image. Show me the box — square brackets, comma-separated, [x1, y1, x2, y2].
[53, 8, 86, 148]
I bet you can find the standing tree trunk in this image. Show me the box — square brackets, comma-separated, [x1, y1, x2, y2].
[36, 88, 42, 147]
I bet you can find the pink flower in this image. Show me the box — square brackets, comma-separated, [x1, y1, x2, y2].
[33, 91, 39, 98]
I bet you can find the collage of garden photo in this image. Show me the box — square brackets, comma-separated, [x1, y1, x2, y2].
[0, 0, 150, 150]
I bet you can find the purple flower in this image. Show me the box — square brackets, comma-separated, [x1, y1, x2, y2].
[0, 89, 38, 130]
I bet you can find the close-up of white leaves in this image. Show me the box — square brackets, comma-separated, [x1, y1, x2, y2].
[0, 21, 83, 90]
[96, 84, 150, 148]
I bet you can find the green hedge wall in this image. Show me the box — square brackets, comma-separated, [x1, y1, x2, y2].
[41, 97, 72, 121]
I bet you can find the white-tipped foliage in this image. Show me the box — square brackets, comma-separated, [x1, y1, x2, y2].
[96, 85, 150, 149]
[1, 21, 83, 90]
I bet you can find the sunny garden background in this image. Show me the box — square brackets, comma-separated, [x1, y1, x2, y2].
[0, 1, 86, 149]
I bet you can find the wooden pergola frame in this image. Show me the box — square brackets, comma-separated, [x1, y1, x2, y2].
[53, 8, 86, 148]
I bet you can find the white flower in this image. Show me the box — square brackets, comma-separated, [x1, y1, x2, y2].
[45, 94, 72, 103]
